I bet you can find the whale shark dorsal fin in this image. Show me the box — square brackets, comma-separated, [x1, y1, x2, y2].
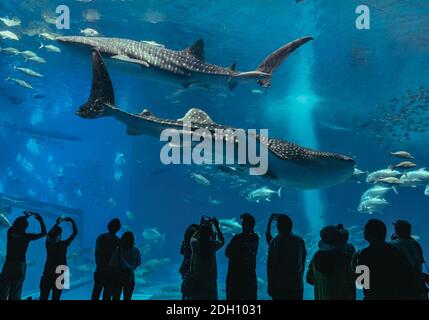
[229, 62, 237, 71]
[184, 39, 204, 60]
[180, 108, 216, 125]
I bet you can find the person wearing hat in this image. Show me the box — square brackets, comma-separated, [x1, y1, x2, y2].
[391, 220, 427, 300]
[39, 217, 78, 300]
[306, 225, 355, 300]
[225, 213, 259, 300]
[0, 211, 47, 300]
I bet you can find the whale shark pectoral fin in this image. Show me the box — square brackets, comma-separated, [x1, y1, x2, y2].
[183, 39, 205, 60]
[111, 55, 150, 67]
[179, 108, 217, 125]
[256, 36, 313, 87]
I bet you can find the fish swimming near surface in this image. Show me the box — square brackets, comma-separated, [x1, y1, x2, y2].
[57, 35, 313, 90]
[74, 50, 356, 190]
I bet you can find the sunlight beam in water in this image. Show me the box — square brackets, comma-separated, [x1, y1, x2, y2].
[293, 2, 324, 233]
[278, 1, 324, 232]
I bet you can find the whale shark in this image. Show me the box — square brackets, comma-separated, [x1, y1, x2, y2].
[57, 35, 313, 90]
[76, 50, 355, 189]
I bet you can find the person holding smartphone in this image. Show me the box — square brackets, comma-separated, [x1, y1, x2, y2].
[188, 216, 225, 300]
[0, 211, 47, 300]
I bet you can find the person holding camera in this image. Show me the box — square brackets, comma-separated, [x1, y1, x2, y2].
[0, 211, 47, 300]
[189, 216, 225, 300]
[39, 217, 78, 300]
[266, 213, 306, 300]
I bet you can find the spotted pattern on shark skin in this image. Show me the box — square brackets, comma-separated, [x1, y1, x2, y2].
[58, 36, 232, 77]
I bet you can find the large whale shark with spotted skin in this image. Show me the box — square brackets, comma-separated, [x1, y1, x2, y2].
[77, 50, 355, 189]
[57, 35, 313, 90]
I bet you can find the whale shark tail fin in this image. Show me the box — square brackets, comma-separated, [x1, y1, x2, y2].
[256, 36, 313, 88]
[77, 49, 116, 119]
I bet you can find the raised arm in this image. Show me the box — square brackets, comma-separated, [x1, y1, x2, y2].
[27, 213, 47, 241]
[212, 218, 225, 249]
[265, 214, 277, 244]
[63, 217, 79, 246]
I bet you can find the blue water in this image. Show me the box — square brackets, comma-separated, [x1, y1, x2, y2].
[1, 0, 429, 300]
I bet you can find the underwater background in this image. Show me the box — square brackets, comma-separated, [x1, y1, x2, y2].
[1, 0, 429, 300]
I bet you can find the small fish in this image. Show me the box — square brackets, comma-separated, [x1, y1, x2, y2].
[219, 218, 242, 234]
[251, 89, 264, 95]
[107, 197, 117, 208]
[190, 173, 210, 186]
[0, 47, 20, 55]
[0, 30, 19, 41]
[425, 184, 429, 197]
[80, 28, 100, 37]
[39, 32, 58, 41]
[399, 175, 422, 188]
[389, 161, 417, 170]
[126, 210, 135, 221]
[389, 151, 414, 159]
[19, 50, 38, 59]
[366, 168, 402, 184]
[6, 77, 33, 89]
[142, 227, 165, 243]
[39, 42, 61, 53]
[246, 186, 282, 203]
[0, 17, 21, 27]
[28, 56, 47, 64]
[14, 66, 43, 78]
[0, 214, 11, 229]
[209, 196, 222, 205]
[376, 176, 402, 186]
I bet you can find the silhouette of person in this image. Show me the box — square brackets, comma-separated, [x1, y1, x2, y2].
[91, 218, 121, 300]
[225, 213, 259, 300]
[336, 224, 357, 299]
[110, 231, 141, 300]
[39, 217, 78, 300]
[179, 224, 199, 300]
[266, 213, 306, 300]
[0, 211, 47, 300]
[352, 219, 419, 300]
[390, 220, 428, 300]
[306, 225, 355, 300]
[189, 216, 224, 300]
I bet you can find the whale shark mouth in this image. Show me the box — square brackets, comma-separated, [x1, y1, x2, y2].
[76, 49, 356, 189]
